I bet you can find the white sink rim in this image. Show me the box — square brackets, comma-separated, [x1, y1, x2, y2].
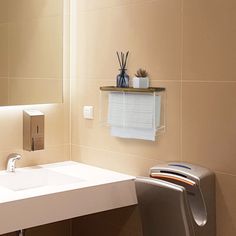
[0, 161, 137, 235]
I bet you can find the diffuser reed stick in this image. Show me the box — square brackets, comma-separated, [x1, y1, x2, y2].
[116, 51, 129, 88]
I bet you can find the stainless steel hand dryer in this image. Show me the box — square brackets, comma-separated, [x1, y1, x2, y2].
[135, 162, 215, 236]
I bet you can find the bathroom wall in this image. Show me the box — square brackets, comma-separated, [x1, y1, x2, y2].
[71, 0, 236, 235]
[0, 0, 70, 170]
[0, 0, 9, 105]
[0, 0, 63, 106]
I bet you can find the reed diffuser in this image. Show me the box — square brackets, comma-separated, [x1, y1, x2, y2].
[116, 51, 129, 88]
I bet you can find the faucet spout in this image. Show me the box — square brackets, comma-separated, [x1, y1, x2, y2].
[7, 153, 22, 172]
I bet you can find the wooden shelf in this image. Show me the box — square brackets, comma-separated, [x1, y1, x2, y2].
[100, 86, 165, 93]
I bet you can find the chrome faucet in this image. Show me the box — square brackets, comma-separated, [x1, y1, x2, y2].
[7, 153, 22, 172]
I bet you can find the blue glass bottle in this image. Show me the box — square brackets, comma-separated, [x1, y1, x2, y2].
[116, 69, 129, 88]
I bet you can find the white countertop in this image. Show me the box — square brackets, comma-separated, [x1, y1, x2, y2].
[0, 161, 137, 234]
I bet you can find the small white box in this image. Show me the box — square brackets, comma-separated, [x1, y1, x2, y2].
[133, 77, 149, 88]
[83, 106, 94, 119]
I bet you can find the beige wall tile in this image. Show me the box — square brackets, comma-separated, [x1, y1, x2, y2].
[21, 0, 63, 19]
[8, 17, 62, 79]
[0, 23, 8, 77]
[63, 0, 70, 16]
[7, 0, 23, 22]
[0, 0, 8, 23]
[8, 0, 63, 22]
[77, 0, 182, 80]
[0, 78, 8, 105]
[182, 82, 236, 175]
[216, 173, 236, 236]
[72, 145, 164, 176]
[0, 108, 23, 151]
[43, 104, 70, 147]
[77, 0, 156, 12]
[8, 79, 63, 105]
[183, 0, 236, 81]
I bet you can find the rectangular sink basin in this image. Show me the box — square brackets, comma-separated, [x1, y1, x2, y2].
[0, 168, 83, 191]
[0, 161, 137, 235]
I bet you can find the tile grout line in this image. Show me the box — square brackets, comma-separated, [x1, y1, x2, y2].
[180, 0, 184, 162]
[8, 77, 62, 80]
[215, 170, 236, 178]
[7, 18, 9, 104]
[182, 80, 236, 83]
[0, 143, 71, 153]
[77, 0, 159, 14]
[71, 143, 166, 165]
[68, 0, 74, 162]
[74, 77, 236, 83]
[74, 77, 182, 82]
[67, 0, 72, 162]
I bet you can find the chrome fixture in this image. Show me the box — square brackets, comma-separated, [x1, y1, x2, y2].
[7, 153, 22, 172]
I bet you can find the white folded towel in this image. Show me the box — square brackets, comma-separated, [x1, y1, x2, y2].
[108, 92, 161, 141]
[111, 127, 156, 141]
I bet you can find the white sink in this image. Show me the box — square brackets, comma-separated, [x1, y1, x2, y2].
[0, 161, 137, 235]
[0, 168, 83, 191]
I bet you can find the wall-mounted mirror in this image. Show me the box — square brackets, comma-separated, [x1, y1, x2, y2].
[0, 0, 63, 106]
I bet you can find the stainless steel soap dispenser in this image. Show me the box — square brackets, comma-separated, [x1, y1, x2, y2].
[23, 110, 44, 151]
